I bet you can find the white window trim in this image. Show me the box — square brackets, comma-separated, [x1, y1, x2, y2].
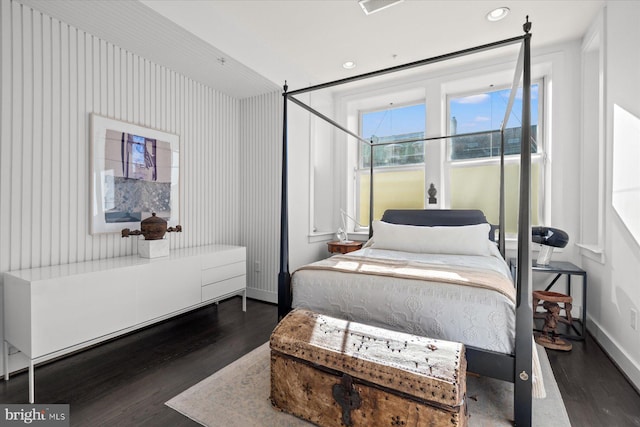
[442, 79, 548, 232]
[331, 56, 556, 240]
[355, 102, 427, 229]
[578, 8, 606, 264]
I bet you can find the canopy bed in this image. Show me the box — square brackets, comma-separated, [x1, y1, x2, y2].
[278, 19, 535, 426]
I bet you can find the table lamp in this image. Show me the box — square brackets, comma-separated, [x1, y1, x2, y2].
[532, 226, 569, 265]
[337, 209, 365, 243]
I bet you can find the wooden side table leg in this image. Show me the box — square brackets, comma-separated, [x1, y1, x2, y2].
[564, 302, 573, 325]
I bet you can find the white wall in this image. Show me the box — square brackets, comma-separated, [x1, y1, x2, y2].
[0, 0, 243, 373]
[240, 89, 332, 303]
[287, 94, 330, 271]
[238, 89, 332, 304]
[584, 1, 640, 390]
[239, 91, 282, 303]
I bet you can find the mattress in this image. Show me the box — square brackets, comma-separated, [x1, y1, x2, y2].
[291, 246, 516, 354]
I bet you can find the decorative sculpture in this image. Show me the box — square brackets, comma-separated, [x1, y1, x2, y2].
[532, 290, 573, 351]
[121, 213, 182, 258]
[427, 183, 437, 204]
[121, 212, 182, 240]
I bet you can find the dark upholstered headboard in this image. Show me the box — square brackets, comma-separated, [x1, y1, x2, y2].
[380, 209, 495, 241]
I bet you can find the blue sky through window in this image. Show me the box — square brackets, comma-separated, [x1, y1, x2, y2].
[362, 104, 426, 139]
[450, 85, 539, 134]
[360, 85, 537, 140]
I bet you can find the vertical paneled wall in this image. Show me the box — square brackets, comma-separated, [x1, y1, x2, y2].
[240, 91, 282, 303]
[0, 0, 241, 275]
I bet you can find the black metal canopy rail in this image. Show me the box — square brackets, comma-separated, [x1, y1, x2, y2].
[279, 19, 534, 427]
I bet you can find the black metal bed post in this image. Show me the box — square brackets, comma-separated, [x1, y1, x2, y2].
[369, 140, 374, 239]
[499, 130, 506, 257]
[287, 36, 525, 97]
[514, 18, 533, 427]
[278, 82, 291, 320]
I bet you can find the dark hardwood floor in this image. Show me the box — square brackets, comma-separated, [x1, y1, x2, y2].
[0, 297, 277, 426]
[547, 334, 640, 427]
[1, 297, 639, 426]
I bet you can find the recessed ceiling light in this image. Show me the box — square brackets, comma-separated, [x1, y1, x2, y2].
[342, 61, 357, 70]
[358, 0, 404, 16]
[486, 7, 510, 22]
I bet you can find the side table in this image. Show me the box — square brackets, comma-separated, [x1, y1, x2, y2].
[327, 240, 363, 254]
[510, 258, 587, 340]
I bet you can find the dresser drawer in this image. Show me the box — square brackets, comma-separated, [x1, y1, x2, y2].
[201, 247, 245, 270]
[201, 261, 246, 286]
[202, 275, 245, 302]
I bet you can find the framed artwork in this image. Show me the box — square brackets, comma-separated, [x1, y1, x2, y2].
[90, 114, 180, 234]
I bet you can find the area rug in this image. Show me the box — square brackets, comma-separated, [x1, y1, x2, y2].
[166, 343, 570, 427]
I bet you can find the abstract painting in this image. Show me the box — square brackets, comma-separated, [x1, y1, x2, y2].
[90, 114, 180, 234]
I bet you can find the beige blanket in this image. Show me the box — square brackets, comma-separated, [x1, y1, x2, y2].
[296, 254, 516, 303]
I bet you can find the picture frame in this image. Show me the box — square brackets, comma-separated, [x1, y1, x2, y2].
[90, 114, 180, 235]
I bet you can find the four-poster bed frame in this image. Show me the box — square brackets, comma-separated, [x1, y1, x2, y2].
[278, 19, 534, 426]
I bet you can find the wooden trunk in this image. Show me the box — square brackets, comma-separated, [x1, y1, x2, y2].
[270, 309, 467, 427]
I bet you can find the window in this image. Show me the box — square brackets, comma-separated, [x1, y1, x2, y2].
[578, 16, 605, 262]
[356, 103, 426, 225]
[447, 82, 544, 234]
[339, 79, 546, 237]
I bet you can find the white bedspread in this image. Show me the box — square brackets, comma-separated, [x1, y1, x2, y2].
[291, 247, 516, 354]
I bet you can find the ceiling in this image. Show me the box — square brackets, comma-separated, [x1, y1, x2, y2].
[19, 0, 605, 98]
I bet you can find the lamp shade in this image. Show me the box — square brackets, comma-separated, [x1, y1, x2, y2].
[532, 226, 569, 248]
[532, 227, 568, 266]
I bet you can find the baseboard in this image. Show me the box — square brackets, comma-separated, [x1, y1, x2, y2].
[247, 288, 277, 304]
[588, 315, 640, 393]
[4, 351, 29, 379]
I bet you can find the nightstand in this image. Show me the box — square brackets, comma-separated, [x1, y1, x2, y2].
[510, 258, 587, 340]
[327, 241, 363, 254]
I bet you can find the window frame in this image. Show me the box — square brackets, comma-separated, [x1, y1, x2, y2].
[355, 101, 427, 229]
[446, 79, 545, 161]
[337, 70, 551, 240]
[444, 78, 547, 234]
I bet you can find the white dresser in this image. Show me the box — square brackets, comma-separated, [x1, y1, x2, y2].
[3, 244, 246, 403]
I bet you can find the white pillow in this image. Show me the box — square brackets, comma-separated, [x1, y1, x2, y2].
[370, 220, 492, 256]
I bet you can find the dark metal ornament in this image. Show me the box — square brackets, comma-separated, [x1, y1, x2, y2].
[332, 374, 362, 426]
[523, 15, 532, 33]
[121, 213, 182, 240]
